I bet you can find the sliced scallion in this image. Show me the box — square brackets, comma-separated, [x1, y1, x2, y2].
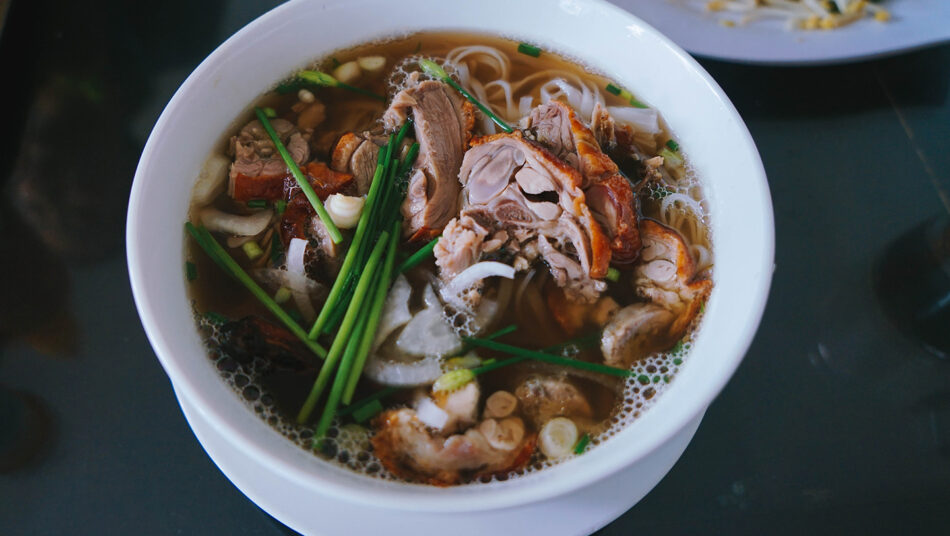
[246, 199, 267, 209]
[261, 107, 277, 118]
[185, 261, 197, 281]
[242, 241, 264, 260]
[255, 107, 342, 244]
[517, 43, 541, 57]
[606, 267, 620, 282]
[352, 399, 384, 423]
[574, 433, 591, 454]
[203, 311, 229, 325]
[463, 338, 633, 378]
[665, 139, 680, 152]
[274, 287, 292, 304]
[275, 199, 287, 215]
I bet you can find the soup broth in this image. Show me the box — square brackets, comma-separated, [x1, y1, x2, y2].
[187, 32, 711, 485]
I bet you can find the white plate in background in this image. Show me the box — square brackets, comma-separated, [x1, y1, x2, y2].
[613, 0, 950, 64]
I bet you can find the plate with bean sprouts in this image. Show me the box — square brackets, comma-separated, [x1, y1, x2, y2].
[614, 0, 950, 64]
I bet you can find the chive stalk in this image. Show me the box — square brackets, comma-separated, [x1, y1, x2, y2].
[185, 261, 197, 281]
[397, 236, 439, 273]
[462, 338, 633, 377]
[418, 59, 513, 133]
[314, 302, 371, 438]
[352, 399, 384, 423]
[296, 70, 386, 102]
[297, 231, 391, 424]
[254, 107, 343, 244]
[574, 433, 591, 454]
[246, 199, 267, 209]
[517, 43, 542, 57]
[185, 223, 327, 359]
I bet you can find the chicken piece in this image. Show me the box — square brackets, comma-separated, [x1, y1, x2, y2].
[434, 132, 611, 302]
[634, 219, 712, 336]
[524, 101, 641, 264]
[599, 219, 712, 365]
[372, 408, 535, 486]
[384, 79, 475, 239]
[515, 374, 593, 429]
[600, 303, 677, 367]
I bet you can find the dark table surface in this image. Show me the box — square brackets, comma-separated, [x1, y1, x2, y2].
[2, 1, 949, 534]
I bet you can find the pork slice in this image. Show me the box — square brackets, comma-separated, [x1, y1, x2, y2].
[524, 101, 641, 265]
[384, 80, 475, 239]
[228, 118, 309, 193]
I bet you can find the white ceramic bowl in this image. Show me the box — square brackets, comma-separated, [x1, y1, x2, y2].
[127, 0, 773, 529]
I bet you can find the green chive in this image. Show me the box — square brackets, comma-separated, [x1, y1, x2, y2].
[397, 236, 439, 273]
[574, 433, 591, 454]
[275, 199, 287, 215]
[185, 261, 197, 281]
[463, 338, 634, 378]
[605, 83, 622, 96]
[665, 139, 680, 152]
[606, 267, 620, 282]
[418, 58, 513, 133]
[186, 223, 327, 359]
[630, 99, 648, 109]
[242, 241, 264, 260]
[255, 107, 343, 244]
[270, 238, 283, 265]
[262, 107, 277, 118]
[517, 43, 541, 57]
[247, 199, 267, 209]
[352, 399, 384, 423]
[274, 287, 292, 304]
[339, 387, 398, 417]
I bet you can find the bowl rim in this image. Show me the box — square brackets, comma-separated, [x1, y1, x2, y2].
[127, 0, 773, 513]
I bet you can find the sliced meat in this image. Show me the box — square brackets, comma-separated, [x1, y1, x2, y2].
[330, 132, 385, 195]
[524, 101, 641, 265]
[547, 285, 619, 336]
[634, 219, 711, 336]
[600, 303, 677, 367]
[434, 132, 610, 302]
[383, 80, 475, 239]
[372, 408, 534, 486]
[514, 374, 593, 429]
[228, 118, 309, 193]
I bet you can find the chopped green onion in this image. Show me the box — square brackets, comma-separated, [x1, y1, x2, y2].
[247, 199, 267, 209]
[517, 43, 541, 57]
[659, 147, 684, 169]
[261, 107, 277, 118]
[630, 99, 648, 109]
[255, 107, 342, 244]
[352, 399, 384, 423]
[339, 387, 398, 417]
[185, 223, 327, 359]
[606, 82, 648, 108]
[463, 338, 634, 377]
[665, 139, 680, 152]
[574, 433, 591, 454]
[433, 369, 476, 393]
[397, 236, 439, 273]
[418, 58, 513, 133]
[605, 83, 622, 96]
[296, 70, 386, 102]
[445, 355, 483, 370]
[274, 287, 292, 304]
[297, 230, 391, 424]
[606, 267, 620, 282]
[185, 261, 197, 281]
[242, 241, 264, 260]
[275, 199, 287, 215]
[203, 311, 229, 325]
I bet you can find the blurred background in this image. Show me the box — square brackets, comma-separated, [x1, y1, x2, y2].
[1, 0, 949, 534]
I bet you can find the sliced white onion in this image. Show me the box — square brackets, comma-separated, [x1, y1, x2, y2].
[442, 261, 516, 308]
[363, 354, 444, 387]
[192, 154, 230, 205]
[199, 207, 272, 236]
[607, 105, 660, 136]
[286, 238, 308, 274]
[373, 274, 413, 348]
[395, 306, 462, 357]
[252, 266, 322, 323]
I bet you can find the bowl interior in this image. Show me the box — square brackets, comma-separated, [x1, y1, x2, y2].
[127, 0, 773, 513]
